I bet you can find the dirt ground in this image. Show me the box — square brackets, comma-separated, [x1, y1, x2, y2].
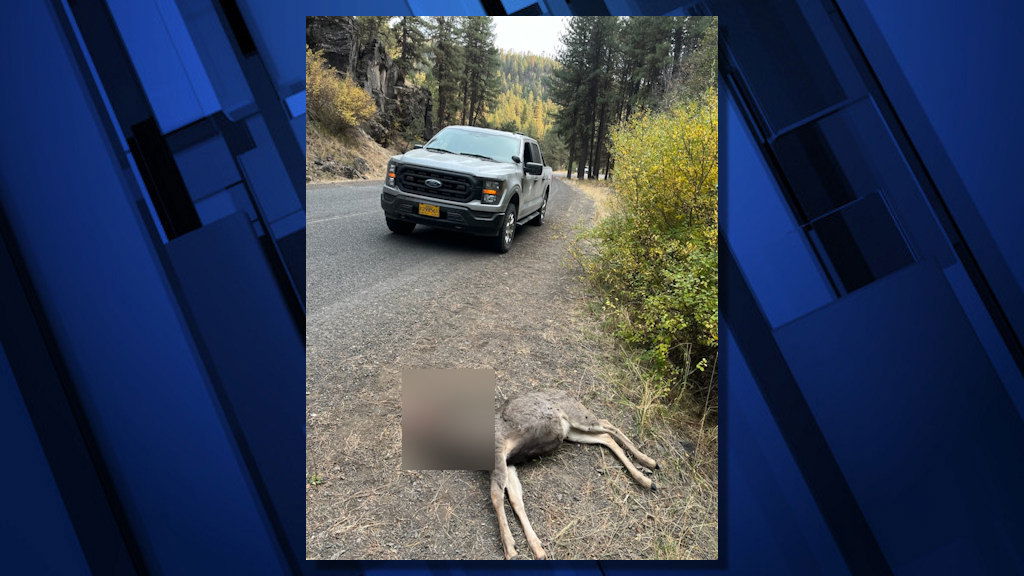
[305, 177, 718, 560]
[306, 123, 396, 182]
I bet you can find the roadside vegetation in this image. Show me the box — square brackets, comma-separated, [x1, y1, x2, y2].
[544, 17, 717, 558]
[558, 24, 719, 555]
[546, 17, 716, 180]
[552, 17, 718, 422]
[306, 46, 376, 133]
[590, 92, 718, 421]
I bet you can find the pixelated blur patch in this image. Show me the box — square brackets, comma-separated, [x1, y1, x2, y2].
[401, 368, 495, 470]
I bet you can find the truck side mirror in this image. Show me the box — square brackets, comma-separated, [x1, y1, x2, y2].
[412, 144, 423, 149]
[511, 155, 521, 164]
[525, 162, 544, 176]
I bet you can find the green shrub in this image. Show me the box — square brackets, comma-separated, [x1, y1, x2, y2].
[582, 91, 718, 408]
[306, 46, 376, 132]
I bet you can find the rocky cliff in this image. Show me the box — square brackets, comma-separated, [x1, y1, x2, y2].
[306, 17, 432, 148]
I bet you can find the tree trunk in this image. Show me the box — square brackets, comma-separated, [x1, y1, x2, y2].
[576, 129, 588, 180]
[671, 21, 685, 82]
[564, 101, 579, 178]
[591, 102, 607, 180]
[469, 90, 480, 126]
[438, 90, 447, 127]
[588, 136, 597, 180]
[578, 107, 595, 180]
[565, 130, 576, 178]
[397, 19, 409, 85]
[459, 86, 468, 125]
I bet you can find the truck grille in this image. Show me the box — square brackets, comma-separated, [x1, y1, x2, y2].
[396, 166, 478, 202]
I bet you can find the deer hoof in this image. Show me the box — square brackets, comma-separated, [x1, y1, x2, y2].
[504, 548, 518, 560]
[535, 551, 548, 560]
[654, 461, 660, 470]
[650, 481, 658, 491]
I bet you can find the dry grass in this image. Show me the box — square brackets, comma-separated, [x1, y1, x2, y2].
[306, 122, 397, 182]
[581, 335, 719, 561]
[306, 323, 718, 561]
[563, 176, 617, 221]
[564, 176, 719, 560]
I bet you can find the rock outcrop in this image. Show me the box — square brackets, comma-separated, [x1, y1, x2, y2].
[307, 17, 432, 147]
[306, 17, 357, 76]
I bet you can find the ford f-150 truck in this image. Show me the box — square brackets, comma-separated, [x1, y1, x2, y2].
[380, 125, 553, 253]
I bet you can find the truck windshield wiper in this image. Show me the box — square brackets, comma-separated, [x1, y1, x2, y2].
[424, 147, 455, 154]
[457, 152, 497, 162]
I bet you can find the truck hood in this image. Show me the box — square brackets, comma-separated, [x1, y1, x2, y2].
[394, 148, 519, 179]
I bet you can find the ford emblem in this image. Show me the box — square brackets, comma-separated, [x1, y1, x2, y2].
[424, 178, 443, 189]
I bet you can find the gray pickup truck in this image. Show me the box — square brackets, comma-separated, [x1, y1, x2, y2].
[380, 125, 553, 253]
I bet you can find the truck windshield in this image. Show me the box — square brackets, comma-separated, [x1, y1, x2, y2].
[425, 128, 520, 163]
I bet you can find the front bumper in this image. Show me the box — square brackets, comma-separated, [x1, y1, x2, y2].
[381, 190, 504, 236]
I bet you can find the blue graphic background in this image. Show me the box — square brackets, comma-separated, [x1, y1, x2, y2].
[1, 1, 1022, 575]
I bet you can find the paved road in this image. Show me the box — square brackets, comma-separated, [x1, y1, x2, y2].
[305, 177, 694, 560]
[306, 177, 585, 315]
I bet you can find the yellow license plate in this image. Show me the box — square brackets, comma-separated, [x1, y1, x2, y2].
[418, 203, 440, 217]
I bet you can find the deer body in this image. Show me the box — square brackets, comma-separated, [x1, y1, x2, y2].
[490, 389, 658, 560]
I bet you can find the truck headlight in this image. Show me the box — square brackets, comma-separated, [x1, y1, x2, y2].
[386, 163, 396, 186]
[481, 180, 502, 204]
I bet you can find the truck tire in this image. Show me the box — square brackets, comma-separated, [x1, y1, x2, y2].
[386, 217, 415, 235]
[491, 203, 517, 253]
[530, 191, 548, 226]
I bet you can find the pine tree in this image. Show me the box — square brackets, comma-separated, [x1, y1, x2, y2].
[618, 17, 675, 114]
[666, 17, 717, 99]
[547, 17, 592, 177]
[584, 17, 620, 179]
[459, 17, 501, 126]
[548, 17, 620, 179]
[394, 17, 432, 85]
[432, 16, 464, 127]
[483, 51, 560, 138]
[546, 16, 708, 179]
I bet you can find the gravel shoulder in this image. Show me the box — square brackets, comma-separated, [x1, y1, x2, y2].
[306, 177, 717, 560]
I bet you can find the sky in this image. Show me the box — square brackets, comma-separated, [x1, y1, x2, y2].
[491, 17, 570, 59]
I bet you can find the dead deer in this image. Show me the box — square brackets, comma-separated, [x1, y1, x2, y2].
[491, 388, 658, 559]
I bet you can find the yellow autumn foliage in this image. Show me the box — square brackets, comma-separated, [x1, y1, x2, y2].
[306, 46, 376, 132]
[583, 90, 718, 403]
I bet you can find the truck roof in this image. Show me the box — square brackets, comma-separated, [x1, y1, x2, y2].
[443, 125, 537, 143]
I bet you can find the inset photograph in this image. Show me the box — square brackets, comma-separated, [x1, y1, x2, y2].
[306, 15, 718, 560]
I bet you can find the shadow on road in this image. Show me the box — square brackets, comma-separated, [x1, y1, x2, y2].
[381, 223, 542, 256]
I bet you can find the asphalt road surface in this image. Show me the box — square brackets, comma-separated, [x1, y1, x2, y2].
[305, 177, 702, 560]
[306, 177, 583, 314]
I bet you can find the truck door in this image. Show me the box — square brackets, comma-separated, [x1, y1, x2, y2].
[523, 141, 542, 214]
[531, 142, 545, 206]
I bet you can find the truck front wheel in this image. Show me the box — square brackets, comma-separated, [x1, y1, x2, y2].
[491, 204, 517, 253]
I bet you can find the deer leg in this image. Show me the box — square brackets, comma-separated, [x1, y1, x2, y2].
[567, 430, 656, 490]
[506, 465, 548, 560]
[490, 464, 518, 559]
[597, 419, 658, 470]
